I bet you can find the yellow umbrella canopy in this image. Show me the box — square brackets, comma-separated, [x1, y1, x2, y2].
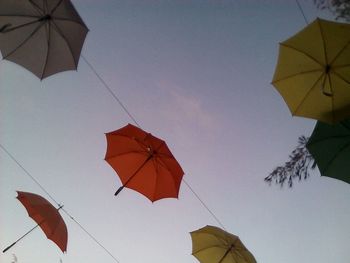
[272, 18, 350, 124]
[190, 225, 256, 263]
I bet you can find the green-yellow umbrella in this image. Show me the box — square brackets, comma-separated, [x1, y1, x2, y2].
[190, 225, 256, 263]
[272, 18, 350, 124]
[306, 119, 350, 184]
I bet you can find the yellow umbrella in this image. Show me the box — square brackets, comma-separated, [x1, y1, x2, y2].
[272, 18, 350, 124]
[190, 225, 256, 263]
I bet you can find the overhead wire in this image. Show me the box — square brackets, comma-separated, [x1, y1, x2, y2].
[295, 0, 309, 24]
[0, 144, 121, 263]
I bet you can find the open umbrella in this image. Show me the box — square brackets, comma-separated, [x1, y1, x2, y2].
[105, 123, 184, 202]
[190, 225, 256, 263]
[3, 191, 68, 253]
[0, 0, 88, 79]
[306, 119, 350, 184]
[272, 18, 350, 124]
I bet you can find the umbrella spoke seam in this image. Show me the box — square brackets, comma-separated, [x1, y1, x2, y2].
[280, 43, 324, 67]
[41, 21, 50, 79]
[329, 40, 350, 66]
[28, 0, 45, 14]
[332, 71, 350, 86]
[3, 21, 45, 60]
[50, 19, 78, 69]
[272, 69, 323, 84]
[292, 72, 325, 115]
[50, 0, 64, 15]
[49, 16, 88, 27]
[323, 141, 350, 174]
[105, 150, 148, 160]
[308, 134, 350, 146]
[317, 18, 329, 67]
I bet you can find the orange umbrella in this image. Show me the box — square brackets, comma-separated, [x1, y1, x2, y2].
[3, 191, 68, 253]
[105, 123, 184, 202]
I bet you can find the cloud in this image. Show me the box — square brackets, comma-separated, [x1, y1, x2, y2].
[155, 79, 218, 131]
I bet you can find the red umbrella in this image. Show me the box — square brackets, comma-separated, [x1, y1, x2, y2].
[3, 191, 68, 253]
[105, 123, 184, 202]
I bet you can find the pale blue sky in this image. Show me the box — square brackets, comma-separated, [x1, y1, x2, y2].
[1, 1, 350, 263]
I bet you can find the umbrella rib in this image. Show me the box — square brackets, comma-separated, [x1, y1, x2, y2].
[0, 19, 42, 33]
[271, 69, 323, 84]
[50, 0, 64, 15]
[192, 244, 227, 254]
[28, 0, 45, 14]
[150, 157, 178, 200]
[0, 14, 39, 19]
[50, 20, 79, 69]
[280, 43, 324, 67]
[234, 249, 254, 263]
[329, 40, 350, 66]
[218, 245, 234, 263]
[332, 71, 350, 86]
[151, 158, 160, 201]
[308, 135, 350, 146]
[41, 21, 51, 79]
[105, 150, 147, 160]
[292, 72, 325, 115]
[3, 21, 45, 60]
[324, 141, 350, 174]
[50, 16, 87, 27]
[317, 18, 329, 67]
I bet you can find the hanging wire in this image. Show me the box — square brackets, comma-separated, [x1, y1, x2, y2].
[295, 0, 309, 24]
[81, 54, 227, 230]
[61, 208, 120, 263]
[0, 144, 60, 207]
[80, 55, 141, 128]
[0, 144, 121, 263]
[183, 180, 226, 230]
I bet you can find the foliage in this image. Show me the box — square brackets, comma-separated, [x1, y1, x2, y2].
[313, 0, 350, 21]
[265, 136, 317, 187]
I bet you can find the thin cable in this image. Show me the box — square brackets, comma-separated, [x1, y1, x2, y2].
[183, 180, 226, 230]
[0, 144, 120, 263]
[80, 54, 141, 128]
[295, 0, 309, 24]
[80, 54, 227, 230]
[0, 143, 60, 207]
[61, 208, 120, 263]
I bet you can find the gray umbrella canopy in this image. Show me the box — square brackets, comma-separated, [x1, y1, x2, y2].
[0, 0, 88, 79]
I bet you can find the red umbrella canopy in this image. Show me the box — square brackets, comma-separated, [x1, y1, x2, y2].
[17, 191, 68, 252]
[105, 123, 184, 202]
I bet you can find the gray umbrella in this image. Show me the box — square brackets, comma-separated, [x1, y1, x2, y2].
[0, 0, 88, 79]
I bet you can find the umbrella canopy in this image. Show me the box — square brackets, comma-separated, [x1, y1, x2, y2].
[105, 123, 184, 202]
[306, 119, 350, 184]
[0, 0, 88, 79]
[3, 191, 68, 253]
[190, 225, 256, 263]
[272, 18, 350, 124]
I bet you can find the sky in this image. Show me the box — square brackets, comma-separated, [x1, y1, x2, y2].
[1, 1, 350, 263]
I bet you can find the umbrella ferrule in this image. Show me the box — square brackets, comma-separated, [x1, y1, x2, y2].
[38, 14, 52, 21]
